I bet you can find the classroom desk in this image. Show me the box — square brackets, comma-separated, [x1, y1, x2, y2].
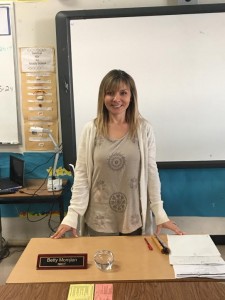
[6, 236, 225, 299]
[7, 236, 175, 284]
[0, 179, 68, 222]
[1, 281, 225, 300]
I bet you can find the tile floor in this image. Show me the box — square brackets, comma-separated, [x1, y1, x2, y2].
[0, 246, 25, 285]
[1, 244, 225, 285]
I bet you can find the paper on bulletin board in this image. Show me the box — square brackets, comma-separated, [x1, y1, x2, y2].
[21, 73, 57, 104]
[20, 48, 59, 151]
[24, 120, 59, 151]
[22, 73, 58, 120]
[22, 102, 58, 120]
[20, 47, 55, 72]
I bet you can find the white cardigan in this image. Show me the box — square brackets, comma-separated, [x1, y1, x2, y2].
[62, 118, 169, 235]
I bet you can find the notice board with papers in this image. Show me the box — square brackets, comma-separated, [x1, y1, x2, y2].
[0, 3, 20, 144]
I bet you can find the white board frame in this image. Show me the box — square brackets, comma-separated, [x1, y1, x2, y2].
[0, 3, 20, 145]
[56, 4, 225, 169]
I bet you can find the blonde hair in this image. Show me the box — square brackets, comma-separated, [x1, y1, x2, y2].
[95, 69, 140, 138]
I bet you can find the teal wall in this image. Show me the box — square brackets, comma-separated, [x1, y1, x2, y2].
[160, 168, 225, 217]
[1, 152, 225, 218]
[0, 152, 72, 217]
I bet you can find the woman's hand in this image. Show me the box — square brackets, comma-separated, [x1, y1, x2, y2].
[51, 224, 78, 239]
[156, 220, 185, 235]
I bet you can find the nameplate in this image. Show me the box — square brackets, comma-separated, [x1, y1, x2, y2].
[37, 253, 87, 270]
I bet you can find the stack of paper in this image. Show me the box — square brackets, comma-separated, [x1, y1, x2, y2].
[167, 234, 225, 279]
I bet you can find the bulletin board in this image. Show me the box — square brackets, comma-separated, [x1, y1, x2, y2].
[0, 3, 20, 144]
[56, 4, 225, 169]
[20, 47, 59, 151]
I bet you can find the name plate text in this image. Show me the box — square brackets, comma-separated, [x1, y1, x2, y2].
[37, 253, 87, 270]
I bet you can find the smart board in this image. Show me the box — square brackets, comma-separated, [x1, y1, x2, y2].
[56, 4, 225, 169]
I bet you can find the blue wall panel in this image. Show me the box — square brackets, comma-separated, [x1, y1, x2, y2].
[160, 168, 225, 217]
[1, 152, 225, 218]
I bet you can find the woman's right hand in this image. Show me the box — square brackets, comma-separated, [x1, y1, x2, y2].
[51, 224, 78, 239]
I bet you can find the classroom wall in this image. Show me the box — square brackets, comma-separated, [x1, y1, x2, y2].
[1, 0, 225, 245]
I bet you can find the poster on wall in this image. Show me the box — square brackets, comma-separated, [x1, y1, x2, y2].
[20, 47, 59, 151]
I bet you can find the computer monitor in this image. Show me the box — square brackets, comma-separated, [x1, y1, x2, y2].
[10, 155, 25, 187]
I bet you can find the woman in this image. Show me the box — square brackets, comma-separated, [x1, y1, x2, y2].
[52, 69, 184, 238]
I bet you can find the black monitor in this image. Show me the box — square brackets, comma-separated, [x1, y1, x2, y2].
[10, 155, 25, 187]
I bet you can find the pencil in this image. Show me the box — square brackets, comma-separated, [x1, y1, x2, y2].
[144, 237, 153, 250]
[152, 235, 164, 253]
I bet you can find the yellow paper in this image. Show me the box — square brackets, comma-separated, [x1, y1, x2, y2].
[67, 284, 94, 300]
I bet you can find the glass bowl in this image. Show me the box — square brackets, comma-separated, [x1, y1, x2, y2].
[94, 250, 114, 271]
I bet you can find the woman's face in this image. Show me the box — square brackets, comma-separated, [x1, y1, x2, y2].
[104, 82, 131, 118]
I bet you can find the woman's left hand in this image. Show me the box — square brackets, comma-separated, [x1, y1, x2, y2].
[156, 220, 185, 235]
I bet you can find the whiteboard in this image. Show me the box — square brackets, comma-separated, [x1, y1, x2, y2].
[0, 3, 19, 144]
[56, 5, 225, 168]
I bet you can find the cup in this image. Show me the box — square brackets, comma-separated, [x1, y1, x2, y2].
[94, 250, 114, 271]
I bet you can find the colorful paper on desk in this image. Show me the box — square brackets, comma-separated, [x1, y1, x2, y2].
[94, 284, 113, 300]
[67, 284, 94, 300]
[167, 234, 223, 265]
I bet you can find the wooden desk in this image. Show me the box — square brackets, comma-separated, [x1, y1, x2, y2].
[7, 236, 225, 285]
[1, 281, 225, 300]
[0, 179, 68, 222]
[7, 236, 175, 283]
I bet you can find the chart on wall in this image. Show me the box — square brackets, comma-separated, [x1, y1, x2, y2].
[0, 3, 19, 144]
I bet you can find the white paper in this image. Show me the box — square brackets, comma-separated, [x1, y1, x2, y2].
[173, 264, 225, 279]
[168, 234, 225, 279]
[168, 234, 221, 257]
[170, 256, 225, 265]
[20, 48, 55, 72]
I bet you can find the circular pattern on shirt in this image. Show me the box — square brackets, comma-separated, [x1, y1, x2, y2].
[96, 180, 106, 191]
[108, 152, 125, 171]
[109, 192, 127, 212]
